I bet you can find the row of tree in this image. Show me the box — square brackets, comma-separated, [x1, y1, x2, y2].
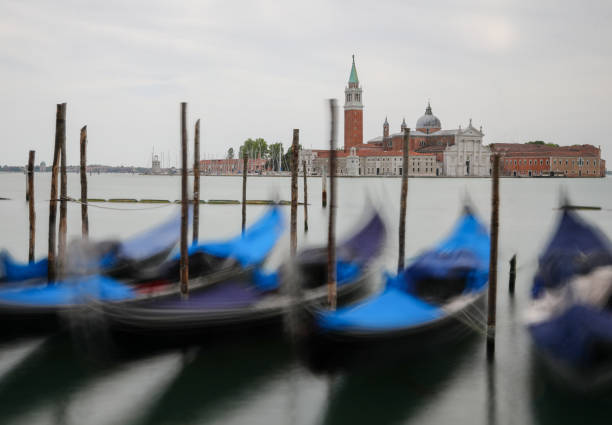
[226, 138, 301, 171]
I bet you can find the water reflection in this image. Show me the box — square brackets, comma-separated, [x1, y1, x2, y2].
[136, 337, 293, 425]
[529, 352, 612, 425]
[317, 337, 478, 425]
[0, 335, 97, 423]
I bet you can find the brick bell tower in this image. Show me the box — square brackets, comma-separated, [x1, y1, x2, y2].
[344, 55, 363, 152]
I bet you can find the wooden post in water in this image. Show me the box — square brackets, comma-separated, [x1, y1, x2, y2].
[242, 153, 248, 234]
[48, 103, 65, 282]
[57, 103, 68, 278]
[487, 154, 500, 359]
[398, 128, 410, 273]
[327, 99, 338, 310]
[80, 126, 89, 238]
[303, 160, 308, 232]
[508, 254, 516, 295]
[290, 130, 299, 256]
[180, 102, 189, 296]
[27, 150, 35, 263]
[321, 167, 327, 208]
[193, 119, 200, 243]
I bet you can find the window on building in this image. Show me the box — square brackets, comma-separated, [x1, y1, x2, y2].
[546, 160, 549, 165]
[529, 160, 532, 165]
[540, 160, 543, 165]
[566, 160, 568, 165]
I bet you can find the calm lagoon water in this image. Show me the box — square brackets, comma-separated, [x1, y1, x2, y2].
[0, 172, 611, 425]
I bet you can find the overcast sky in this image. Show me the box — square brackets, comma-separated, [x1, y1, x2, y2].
[1, 0, 611, 166]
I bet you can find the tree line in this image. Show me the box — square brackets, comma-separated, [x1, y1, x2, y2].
[226, 138, 301, 171]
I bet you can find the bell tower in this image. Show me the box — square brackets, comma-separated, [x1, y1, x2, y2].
[344, 55, 363, 152]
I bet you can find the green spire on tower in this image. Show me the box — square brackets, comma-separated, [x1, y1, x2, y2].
[348, 54, 359, 85]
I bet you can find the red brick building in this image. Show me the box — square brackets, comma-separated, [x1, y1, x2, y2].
[491, 143, 605, 177]
[344, 55, 363, 152]
[200, 158, 267, 175]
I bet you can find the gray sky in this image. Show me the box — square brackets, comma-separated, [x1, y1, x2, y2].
[1, 0, 611, 166]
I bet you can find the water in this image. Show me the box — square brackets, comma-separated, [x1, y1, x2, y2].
[1, 173, 611, 425]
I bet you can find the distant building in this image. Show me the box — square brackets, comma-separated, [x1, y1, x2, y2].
[298, 56, 488, 177]
[491, 143, 605, 177]
[443, 121, 491, 177]
[152, 155, 161, 174]
[200, 158, 267, 175]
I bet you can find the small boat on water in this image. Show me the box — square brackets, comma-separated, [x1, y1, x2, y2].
[0, 211, 185, 283]
[304, 209, 489, 368]
[0, 207, 284, 333]
[526, 208, 612, 391]
[97, 211, 385, 345]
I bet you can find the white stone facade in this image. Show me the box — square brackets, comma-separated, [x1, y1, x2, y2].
[443, 122, 490, 177]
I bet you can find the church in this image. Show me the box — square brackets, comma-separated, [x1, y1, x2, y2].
[300, 56, 492, 177]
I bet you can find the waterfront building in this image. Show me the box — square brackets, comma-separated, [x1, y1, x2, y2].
[152, 155, 161, 174]
[200, 158, 267, 175]
[297, 55, 489, 177]
[491, 143, 605, 177]
[443, 120, 491, 177]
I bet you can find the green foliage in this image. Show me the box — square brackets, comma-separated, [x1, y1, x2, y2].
[268, 143, 284, 171]
[527, 141, 559, 147]
[239, 138, 269, 159]
[283, 144, 302, 172]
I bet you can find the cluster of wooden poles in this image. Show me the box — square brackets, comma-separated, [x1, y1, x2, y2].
[24, 100, 508, 357]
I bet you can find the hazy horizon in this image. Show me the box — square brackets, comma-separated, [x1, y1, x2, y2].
[2, 0, 611, 167]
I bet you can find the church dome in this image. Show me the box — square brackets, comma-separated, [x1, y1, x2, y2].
[416, 102, 441, 130]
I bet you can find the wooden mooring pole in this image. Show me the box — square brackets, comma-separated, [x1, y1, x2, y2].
[193, 119, 200, 243]
[57, 103, 68, 278]
[487, 154, 500, 359]
[508, 254, 516, 295]
[290, 130, 299, 256]
[48, 104, 65, 282]
[303, 160, 308, 232]
[80, 126, 89, 238]
[327, 99, 338, 310]
[321, 167, 327, 208]
[27, 150, 35, 263]
[398, 128, 410, 272]
[180, 102, 189, 296]
[242, 153, 248, 234]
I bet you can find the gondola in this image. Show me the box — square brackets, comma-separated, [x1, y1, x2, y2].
[97, 211, 386, 345]
[304, 209, 489, 368]
[0, 207, 284, 333]
[0, 210, 185, 283]
[526, 208, 612, 391]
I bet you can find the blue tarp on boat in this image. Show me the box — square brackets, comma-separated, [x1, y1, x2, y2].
[0, 275, 134, 306]
[532, 210, 612, 298]
[0, 252, 48, 282]
[186, 207, 284, 267]
[318, 212, 489, 332]
[528, 209, 612, 371]
[0, 209, 186, 283]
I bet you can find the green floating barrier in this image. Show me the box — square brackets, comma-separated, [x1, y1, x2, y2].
[139, 199, 171, 203]
[245, 200, 274, 205]
[108, 198, 138, 203]
[208, 199, 240, 204]
[79, 198, 106, 202]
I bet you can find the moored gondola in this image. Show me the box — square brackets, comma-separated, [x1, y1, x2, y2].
[304, 209, 490, 370]
[0, 210, 186, 283]
[526, 208, 612, 391]
[96, 211, 386, 346]
[0, 207, 284, 334]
